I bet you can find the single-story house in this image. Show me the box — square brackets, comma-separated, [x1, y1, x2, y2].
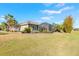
[20, 21, 39, 32]
[20, 21, 53, 32]
[39, 22, 52, 32]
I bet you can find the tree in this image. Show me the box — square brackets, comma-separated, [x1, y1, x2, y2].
[0, 22, 7, 31]
[4, 14, 18, 31]
[63, 16, 73, 33]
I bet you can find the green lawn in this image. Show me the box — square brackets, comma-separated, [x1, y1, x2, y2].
[0, 31, 79, 56]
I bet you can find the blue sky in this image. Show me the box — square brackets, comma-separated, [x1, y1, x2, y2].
[0, 3, 79, 28]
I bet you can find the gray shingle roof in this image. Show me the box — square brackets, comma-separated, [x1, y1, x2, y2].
[20, 21, 39, 25]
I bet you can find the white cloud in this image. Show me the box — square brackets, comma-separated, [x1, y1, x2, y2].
[41, 6, 73, 15]
[56, 3, 65, 7]
[42, 3, 53, 7]
[42, 10, 61, 14]
[41, 17, 51, 20]
[41, 16, 53, 20]
[60, 6, 73, 11]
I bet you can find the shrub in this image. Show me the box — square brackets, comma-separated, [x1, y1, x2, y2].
[52, 23, 62, 32]
[55, 24, 61, 32]
[22, 27, 31, 33]
[43, 30, 48, 33]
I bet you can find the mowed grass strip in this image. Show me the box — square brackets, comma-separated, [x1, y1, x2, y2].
[0, 31, 79, 56]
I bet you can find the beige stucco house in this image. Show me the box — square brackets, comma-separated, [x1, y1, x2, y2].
[20, 21, 39, 32]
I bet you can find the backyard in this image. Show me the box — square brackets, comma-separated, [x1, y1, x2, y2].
[0, 31, 79, 56]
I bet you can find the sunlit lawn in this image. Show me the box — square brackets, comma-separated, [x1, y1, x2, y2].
[0, 31, 79, 56]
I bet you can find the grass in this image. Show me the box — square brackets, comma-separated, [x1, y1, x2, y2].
[0, 32, 8, 35]
[0, 31, 79, 56]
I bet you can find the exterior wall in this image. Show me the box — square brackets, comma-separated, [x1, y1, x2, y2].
[20, 22, 40, 32]
[20, 25, 28, 31]
[31, 25, 39, 32]
[39, 23, 51, 32]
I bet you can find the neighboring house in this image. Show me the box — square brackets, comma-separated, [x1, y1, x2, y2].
[39, 22, 52, 32]
[20, 21, 39, 32]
